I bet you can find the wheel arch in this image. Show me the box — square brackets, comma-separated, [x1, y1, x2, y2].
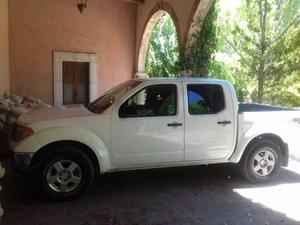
[231, 133, 289, 166]
[30, 140, 101, 175]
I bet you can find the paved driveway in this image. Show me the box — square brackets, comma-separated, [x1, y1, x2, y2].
[1, 160, 300, 225]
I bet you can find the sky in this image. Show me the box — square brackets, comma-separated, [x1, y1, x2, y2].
[218, 0, 242, 16]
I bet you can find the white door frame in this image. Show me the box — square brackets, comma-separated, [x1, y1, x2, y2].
[53, 51, 98, 106]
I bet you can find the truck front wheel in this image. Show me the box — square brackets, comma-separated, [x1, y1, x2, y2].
[35, 147, 95, 200]
[240, 139, 282, 183]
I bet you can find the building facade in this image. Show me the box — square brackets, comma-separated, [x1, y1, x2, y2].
[0, 0, 212, 105]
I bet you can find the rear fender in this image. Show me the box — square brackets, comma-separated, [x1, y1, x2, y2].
[230, 122, 289, 164]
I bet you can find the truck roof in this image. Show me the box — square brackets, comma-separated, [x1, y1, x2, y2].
[136, 77, 228, 83]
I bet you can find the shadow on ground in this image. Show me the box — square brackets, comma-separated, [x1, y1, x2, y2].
[1, 160, 300, 225]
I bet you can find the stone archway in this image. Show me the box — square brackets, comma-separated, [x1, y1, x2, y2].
[136, 1, 180, 78]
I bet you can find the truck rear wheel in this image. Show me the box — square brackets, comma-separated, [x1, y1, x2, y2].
[240, 139, 282, 183]
[35, 147, 94, 200]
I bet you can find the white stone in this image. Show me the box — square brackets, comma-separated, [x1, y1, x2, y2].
[10, 93, 24, 104]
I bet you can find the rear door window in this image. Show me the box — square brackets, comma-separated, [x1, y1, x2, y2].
[187, 84, 225, 115]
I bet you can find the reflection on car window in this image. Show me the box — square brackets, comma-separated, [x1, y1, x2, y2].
[119, 84, 177, 118]
[187, 84, 225, 115]
[87, 80, 142, 114]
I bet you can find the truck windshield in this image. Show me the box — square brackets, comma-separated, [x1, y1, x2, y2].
[87, 80, 142, 114]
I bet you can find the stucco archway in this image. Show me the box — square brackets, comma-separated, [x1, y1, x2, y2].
[184, 0, 213, 48]
[136, 1, 180, 78]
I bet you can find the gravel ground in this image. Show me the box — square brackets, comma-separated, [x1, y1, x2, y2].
[1, 159, 300, 225]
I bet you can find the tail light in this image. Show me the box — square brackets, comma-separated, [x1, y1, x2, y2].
[13, 126, 34, 142]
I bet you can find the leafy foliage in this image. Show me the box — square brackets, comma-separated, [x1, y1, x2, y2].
[144, 0, 300, 107]
[181, 0, 218, 76]
[145, 14, 180, 77]
[216, 0, 300, 106]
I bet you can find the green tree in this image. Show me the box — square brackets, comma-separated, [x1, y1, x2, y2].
[145, 13, 180, 77]
[219, 0, 300, 104]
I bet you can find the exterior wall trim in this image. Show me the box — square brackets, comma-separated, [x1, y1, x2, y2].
[53, 51, 98, 106]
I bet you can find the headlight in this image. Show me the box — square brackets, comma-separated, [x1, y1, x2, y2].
[13, 126, 34, 142]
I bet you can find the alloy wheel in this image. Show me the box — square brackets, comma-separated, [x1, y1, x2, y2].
[252, 148, 276, 177]
[46, 160, 82, 193]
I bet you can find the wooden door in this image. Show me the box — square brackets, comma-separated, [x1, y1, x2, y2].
[63, 62, 90, 105]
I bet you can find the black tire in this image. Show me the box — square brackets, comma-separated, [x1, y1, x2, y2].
[34, 146, 95, 200]
[240, 139, 282, 183]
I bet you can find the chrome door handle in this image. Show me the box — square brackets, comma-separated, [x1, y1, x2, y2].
[217, 121, 231, 125]
[167, 122, 183, 127]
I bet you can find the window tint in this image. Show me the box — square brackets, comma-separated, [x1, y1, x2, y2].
[119, 84, 177, 118]
[187, 84, 225, 115]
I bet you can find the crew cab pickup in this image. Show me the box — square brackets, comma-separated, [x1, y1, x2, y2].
[11, 78, 300, 199]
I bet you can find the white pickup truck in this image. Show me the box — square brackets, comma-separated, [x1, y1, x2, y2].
[10, 78, 300, 199]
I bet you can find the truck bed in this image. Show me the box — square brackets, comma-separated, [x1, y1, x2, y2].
[238, 103, 296, 112]
[238, 106, 300, 157]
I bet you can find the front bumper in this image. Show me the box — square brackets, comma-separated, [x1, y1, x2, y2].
[9, 135, 40, 172]
[12, 152, 34, 173]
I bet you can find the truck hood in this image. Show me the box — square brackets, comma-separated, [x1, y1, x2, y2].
[17, 105, 93, 126]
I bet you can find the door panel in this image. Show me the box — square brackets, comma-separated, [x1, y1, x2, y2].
[76, 62, 89, 103]
[183, 82, 236, 161]
[111, 83, 184, 167]
[63, 62, 89, 105]
[63, 62, 74, 104]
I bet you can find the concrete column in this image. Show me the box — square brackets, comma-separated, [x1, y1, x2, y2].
[0, 0, 10, 97]
[0, 0, 9, 219]
[134, 72, 148, 79]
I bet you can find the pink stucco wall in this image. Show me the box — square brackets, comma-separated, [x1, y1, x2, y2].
[9, 0, 137, 104]
[0, 0, 9, 97]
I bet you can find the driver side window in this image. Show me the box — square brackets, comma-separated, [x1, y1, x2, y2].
[119, 84, 177, 118]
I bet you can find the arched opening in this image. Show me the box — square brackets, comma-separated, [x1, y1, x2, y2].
[137, 2, 180, 78]
[145, 12, 179, 77]
[137, 10, 166, 77]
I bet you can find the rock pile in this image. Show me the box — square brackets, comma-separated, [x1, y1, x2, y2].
[0, 93, 51, 132]
[0, 93, 50, 219]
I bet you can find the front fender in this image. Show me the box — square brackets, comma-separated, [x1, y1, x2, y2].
[14, 127, 112, 173]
